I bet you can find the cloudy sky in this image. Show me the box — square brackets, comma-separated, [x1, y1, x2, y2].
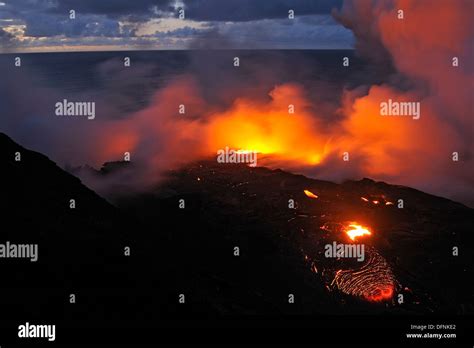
[0, 0, 354, 52]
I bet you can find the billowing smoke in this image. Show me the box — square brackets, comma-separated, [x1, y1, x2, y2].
[330, 0, 473, 205]
[0, 0, 472, 206]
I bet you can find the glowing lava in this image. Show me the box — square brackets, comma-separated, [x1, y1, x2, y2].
[203, 85, 329, 167]
[332, 247, 396, 302]
[345, 224, 371, 241]
[304, 190, 319, 199]
[365, 286, 394, 302]
[319, 223, 397, 303]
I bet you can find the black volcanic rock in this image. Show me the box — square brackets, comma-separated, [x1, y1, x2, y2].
[1, 132, 473, 331]
[114, 160, 474, 315]
[0, 133, 136, 321]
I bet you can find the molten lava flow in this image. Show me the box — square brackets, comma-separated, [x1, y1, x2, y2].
[365, 286, 394, 302]
[331, 247, 396, 302]
[304, 190, 318, 199]
[321, 223, 396, 303]
[360, 195, 395, 206]
[345, 224, 371, 241]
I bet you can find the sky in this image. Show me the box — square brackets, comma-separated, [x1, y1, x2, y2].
[0, 0, 355, 52]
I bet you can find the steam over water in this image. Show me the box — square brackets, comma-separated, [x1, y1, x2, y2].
[0, 49, 472, 206]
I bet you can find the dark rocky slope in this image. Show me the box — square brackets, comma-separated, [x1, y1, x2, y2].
[1, 132, 473, 343]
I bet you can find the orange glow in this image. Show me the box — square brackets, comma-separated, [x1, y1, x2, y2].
[95, 81, 456, 186]
[345, 224, 371, 241]
[100, 130, 139, 160]
[385, 201, 394, 205]
[304, 190, 318, 199]
[79, 0, 472, 199]
[364, 286, 394, 302]
[203, 85, 329, 166]
[89, 53, 469, 199]
[361, 197, 369, 202]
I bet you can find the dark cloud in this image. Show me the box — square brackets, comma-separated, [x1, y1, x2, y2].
[184, 0, 343, 21]
[0, 0, 351, 51]
[3, 0, 342, 22]
[0, 0, 171, 39]
[21, 13, 122, 38]
[4, 0, 172, 16]
[0, 27, 15, 43]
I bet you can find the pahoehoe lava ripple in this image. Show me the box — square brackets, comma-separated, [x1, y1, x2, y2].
[331, 246, 396, 302]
